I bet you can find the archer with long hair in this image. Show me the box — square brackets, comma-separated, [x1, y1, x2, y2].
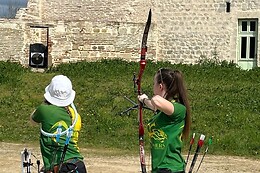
[138, 68, 191, 173]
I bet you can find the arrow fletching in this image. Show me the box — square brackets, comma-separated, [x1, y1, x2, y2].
[195, 136, 213, 173]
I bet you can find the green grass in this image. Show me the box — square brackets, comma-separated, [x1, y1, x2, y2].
[0, 59, 259, 159]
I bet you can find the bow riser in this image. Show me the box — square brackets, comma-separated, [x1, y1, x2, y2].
[137, 59, 146, 94]
[137, 9, 152, 173]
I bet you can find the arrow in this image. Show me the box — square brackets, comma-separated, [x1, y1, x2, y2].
[195, 136, 213, 173]
[186, 133, 196, 168]
[188, 134, 205, 173]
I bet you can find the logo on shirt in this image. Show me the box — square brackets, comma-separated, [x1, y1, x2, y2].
[148, 122, 167, 149]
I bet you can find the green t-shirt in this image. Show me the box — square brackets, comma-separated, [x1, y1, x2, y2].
[148, 101, 186, 173]
[32, 104, 83, 171]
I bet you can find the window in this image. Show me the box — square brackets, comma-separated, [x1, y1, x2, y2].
[238, 20, 258, 60]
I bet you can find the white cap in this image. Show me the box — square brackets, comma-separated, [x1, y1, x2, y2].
[44, 75, 75, 107]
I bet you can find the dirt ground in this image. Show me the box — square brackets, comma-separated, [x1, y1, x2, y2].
[1, 142, 259, 173]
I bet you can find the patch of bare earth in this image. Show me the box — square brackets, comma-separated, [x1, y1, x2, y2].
[0, 142, 259, 173]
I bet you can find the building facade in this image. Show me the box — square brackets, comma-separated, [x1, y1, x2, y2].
[0, 0, 259, 70]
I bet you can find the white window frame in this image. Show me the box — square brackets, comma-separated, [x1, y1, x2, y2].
[238, 19, 258, 60]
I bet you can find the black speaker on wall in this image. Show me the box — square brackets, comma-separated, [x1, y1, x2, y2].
[29, 43, 48, 68]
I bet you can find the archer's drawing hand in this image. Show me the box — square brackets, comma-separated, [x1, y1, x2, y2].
[138, 94, 149, 104]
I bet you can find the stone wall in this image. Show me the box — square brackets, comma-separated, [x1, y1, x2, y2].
[0, 19, 26, 64]
[0, 0, 260, 68]
[154, 0, 260, 65]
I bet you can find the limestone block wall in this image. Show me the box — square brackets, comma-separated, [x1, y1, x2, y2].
[0, 0, 260, 68]
[34, 0, 156, 65]
[154, 0, 260, 65]
[0, 19, 26, 64]
[47, 20, 157, 65]
[39, 0, 152, 23]
[153, 0, 232, 64]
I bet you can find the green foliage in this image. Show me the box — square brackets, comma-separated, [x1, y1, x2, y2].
[0, 59, 259, 159]
[0, 61, 28, 85]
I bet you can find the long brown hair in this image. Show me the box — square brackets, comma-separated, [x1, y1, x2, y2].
[156, 68, 191, 140]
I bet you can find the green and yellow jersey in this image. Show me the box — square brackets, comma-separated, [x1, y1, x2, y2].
[148, 101, 186, 173]
[32, 104, 83, 171]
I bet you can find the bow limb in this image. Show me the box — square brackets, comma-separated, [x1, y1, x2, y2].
[137, 9, 152, 173]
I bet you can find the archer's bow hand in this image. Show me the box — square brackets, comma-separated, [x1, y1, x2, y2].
[138, 94, 149, 105]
